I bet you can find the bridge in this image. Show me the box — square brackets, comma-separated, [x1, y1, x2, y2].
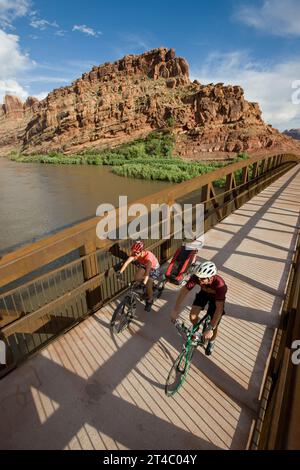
[0, 152, 299, 450]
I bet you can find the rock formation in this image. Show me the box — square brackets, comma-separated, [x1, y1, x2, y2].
[0, 95, 39, 156]
[283, 129, 300, 140]
[0, 48, 299, 157]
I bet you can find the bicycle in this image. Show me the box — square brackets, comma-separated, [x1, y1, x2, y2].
[110, 273, 166, 334]
[165, 312, 211, 396]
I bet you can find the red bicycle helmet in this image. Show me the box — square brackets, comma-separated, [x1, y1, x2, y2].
[131, 240, 145, 255]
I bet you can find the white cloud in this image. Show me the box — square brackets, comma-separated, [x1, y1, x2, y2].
[33, 90, 48, 100]
[234, 0, 300, 37]
[72, 24, 102, 37]
[25, 75, 70, 83]
[30, 18, 58, 30]
[192, 50, 300, 130]
[0, 0, 30, 27]
[0, 28, 34, 103]
[54, 29, 66, 37]
[0, 78, 28, 101]
[0, 10, 62, 105]
[0, 28, 33, 76]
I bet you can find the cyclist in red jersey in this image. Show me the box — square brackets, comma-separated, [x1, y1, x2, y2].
[118, 240, 161, 311]
[171, 261, 227, 356]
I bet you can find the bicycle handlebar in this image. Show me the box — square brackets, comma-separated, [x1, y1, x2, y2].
[175, 320, 191, 336]
[174, 319, 207, 346]
[116, 276, 146, 291]
[116, 276, 128, 286]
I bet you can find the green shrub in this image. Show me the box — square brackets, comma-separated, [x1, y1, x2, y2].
[9, 135, 252, 185]
[236, 151, 249, 161]
[166, 116, 176, 128]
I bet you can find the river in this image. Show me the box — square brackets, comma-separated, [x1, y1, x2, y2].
[0, 158, 172, 256]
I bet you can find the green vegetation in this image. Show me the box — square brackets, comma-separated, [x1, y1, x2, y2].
[112, 159, 230, 184]
[9, 132, 249, 186]
[9, 150, 103, 165]
[165, 116, 176, 128]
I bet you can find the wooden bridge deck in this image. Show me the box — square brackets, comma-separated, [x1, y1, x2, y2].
[0, 164, 299, 450]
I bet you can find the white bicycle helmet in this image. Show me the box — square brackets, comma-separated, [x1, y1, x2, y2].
[194, 261, 217, 279]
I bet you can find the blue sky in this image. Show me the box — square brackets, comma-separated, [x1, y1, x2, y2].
[1, 0, 300, 130]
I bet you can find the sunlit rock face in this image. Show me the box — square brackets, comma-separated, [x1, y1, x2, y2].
[0, 48, 299, 157]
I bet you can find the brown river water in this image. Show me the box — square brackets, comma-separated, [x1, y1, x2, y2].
[0, 159, 172, 256]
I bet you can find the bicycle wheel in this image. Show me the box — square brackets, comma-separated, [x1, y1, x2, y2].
[165, 346, 195, 396]
[110, 299, 135, 334]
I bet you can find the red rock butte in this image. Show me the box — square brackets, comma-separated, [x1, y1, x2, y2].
[0, 47, 299, 157]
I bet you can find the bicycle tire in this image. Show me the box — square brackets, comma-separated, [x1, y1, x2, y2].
[110, 299, 135, 334]
[165, 346, 194, 396]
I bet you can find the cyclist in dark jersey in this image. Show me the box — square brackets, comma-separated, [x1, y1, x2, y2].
[171, 261, 227, 356]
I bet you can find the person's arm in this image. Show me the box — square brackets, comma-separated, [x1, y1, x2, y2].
[119, 256, 135, 273]
[143, 261, 152, 284]
[171, 286, 190, 322]
[210, 301, 224, 329]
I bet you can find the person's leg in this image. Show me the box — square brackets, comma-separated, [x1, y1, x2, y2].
[189, 305, 202, 326]
[146, 278, 154, 302]
[191, 291, 209, 326]
[190, 304, 206, 344]
[134, 267, 145, 282]
[144, 278, 154, 311]
[205, 300, 223, 356]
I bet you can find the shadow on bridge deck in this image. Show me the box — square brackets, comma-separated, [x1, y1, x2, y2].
[0, 165, 299, 450]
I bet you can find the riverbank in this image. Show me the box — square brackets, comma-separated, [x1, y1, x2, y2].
[9, 131, 249, 185]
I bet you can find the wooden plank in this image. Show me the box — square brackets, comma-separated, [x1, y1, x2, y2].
[208, 183, 223, 221]
[252, 162, 259, 179]
[242, 166, 249, 184]
[260, 159, 266, 176]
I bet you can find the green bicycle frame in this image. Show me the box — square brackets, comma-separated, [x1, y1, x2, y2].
[165, 313, 211, 396]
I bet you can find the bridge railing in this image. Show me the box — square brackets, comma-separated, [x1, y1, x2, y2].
[0, 151, 298, 377]
[250, 228, 300, 449]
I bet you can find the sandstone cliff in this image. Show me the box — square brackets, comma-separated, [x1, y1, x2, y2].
[0, 48, 298, 157]
[0, 95, 39, 156]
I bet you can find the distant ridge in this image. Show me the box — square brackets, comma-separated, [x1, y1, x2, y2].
[283, 129, 300, 140]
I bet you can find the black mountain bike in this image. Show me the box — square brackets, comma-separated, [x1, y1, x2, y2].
[110, 274, 166, 334]
[165, 312, 211, 396]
